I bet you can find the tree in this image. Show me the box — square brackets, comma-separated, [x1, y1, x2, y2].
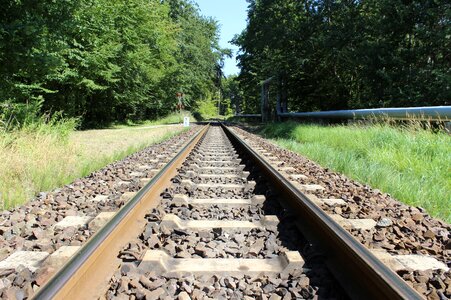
[1, 0, 226, 127]
[233, 0, 451, 114]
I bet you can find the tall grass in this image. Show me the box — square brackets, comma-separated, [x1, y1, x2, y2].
[0, 117, 79, 208]
[260, 122, 450, 222]
[72, 128, 187, 179]
[0, 115, 185, 209]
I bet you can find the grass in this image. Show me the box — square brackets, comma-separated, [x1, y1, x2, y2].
[111, 111, 197, 129]
[145, 111, 196, 125]
[259, 121, 451, 222]
[0, 121, 186, 209]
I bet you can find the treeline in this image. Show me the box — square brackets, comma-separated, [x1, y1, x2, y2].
[1, 0, 225, 127]
[233, 0, 450, 113]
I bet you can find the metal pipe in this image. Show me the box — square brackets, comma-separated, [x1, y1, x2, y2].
[234, 114, 262, 118]
[278, 106, 451, 121]
[235, 106, 451, 121]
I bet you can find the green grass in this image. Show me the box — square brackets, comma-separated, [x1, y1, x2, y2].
[72, 128, 188, 180]
[146, 111, 197, 125]
[112, 111, 197, 129]
[259, 122, 451, 222]
[0, 118, 187, 209]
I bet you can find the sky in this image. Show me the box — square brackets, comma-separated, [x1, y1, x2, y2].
[194, 0, 248, 76]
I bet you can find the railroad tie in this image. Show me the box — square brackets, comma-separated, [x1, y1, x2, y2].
[195, 173, 247, 180]
[191, 158, 242, 165]
[172, 194, 265, 206]
[192, 153, 240, 160]
[139, 250, 305, 276]
[188, 163, 246, 172]
[185, 170, 250, 178]
[181, 179, 256, 191]
[160, 214, 279, 231]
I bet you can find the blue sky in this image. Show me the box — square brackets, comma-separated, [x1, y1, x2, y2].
[194, 0, 248, 76]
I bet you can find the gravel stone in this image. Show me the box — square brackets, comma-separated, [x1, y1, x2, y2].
[178, 291, 192, 300]
[376, 218, 393, 227]
[148, 287, 166, 299]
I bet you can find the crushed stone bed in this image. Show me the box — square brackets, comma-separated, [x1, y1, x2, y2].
[231, 125, 450, 299]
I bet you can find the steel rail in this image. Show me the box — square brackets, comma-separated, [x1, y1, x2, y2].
[221, 123, 423, 300]
[33, 122, 423, 299]
[32, 125, 210, 300]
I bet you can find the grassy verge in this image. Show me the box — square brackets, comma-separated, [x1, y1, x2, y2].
[0, 122, 186, 209]
[145, 111, 196, 125]
[259, 122, 450, 222]
[112, 111, 197, 129]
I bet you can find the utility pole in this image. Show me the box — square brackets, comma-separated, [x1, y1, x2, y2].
[261, 77, 274, 122]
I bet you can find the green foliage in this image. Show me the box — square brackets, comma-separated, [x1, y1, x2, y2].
[222, 75, 243, 115]
[195, 96, 218, 120]
[1, 100, 44, 131]
[0, 122, 183, 209]
[145, 111, 197, 125]
[0, 99, 78, 137]
[234, 0, 451, 113]
[112, 111, 197, 128]
[260, 122, 451, 222]
[1, 0, 225, 127]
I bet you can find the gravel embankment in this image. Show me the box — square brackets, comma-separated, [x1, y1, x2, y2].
[106, 126, 345, 300]
[232, 125, 450, 299]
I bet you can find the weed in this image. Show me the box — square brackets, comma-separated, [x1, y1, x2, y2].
[260, 121, 451, 222]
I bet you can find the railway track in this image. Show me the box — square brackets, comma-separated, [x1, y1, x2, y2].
[0, 124, 451, 299]
[26, 123, 428, 300]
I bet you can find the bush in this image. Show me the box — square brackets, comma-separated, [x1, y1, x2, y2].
[1, 99, 44, 131]
[195, 97, 218, 120]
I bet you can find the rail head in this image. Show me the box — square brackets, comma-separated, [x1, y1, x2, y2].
[221, 123, 423, 300]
